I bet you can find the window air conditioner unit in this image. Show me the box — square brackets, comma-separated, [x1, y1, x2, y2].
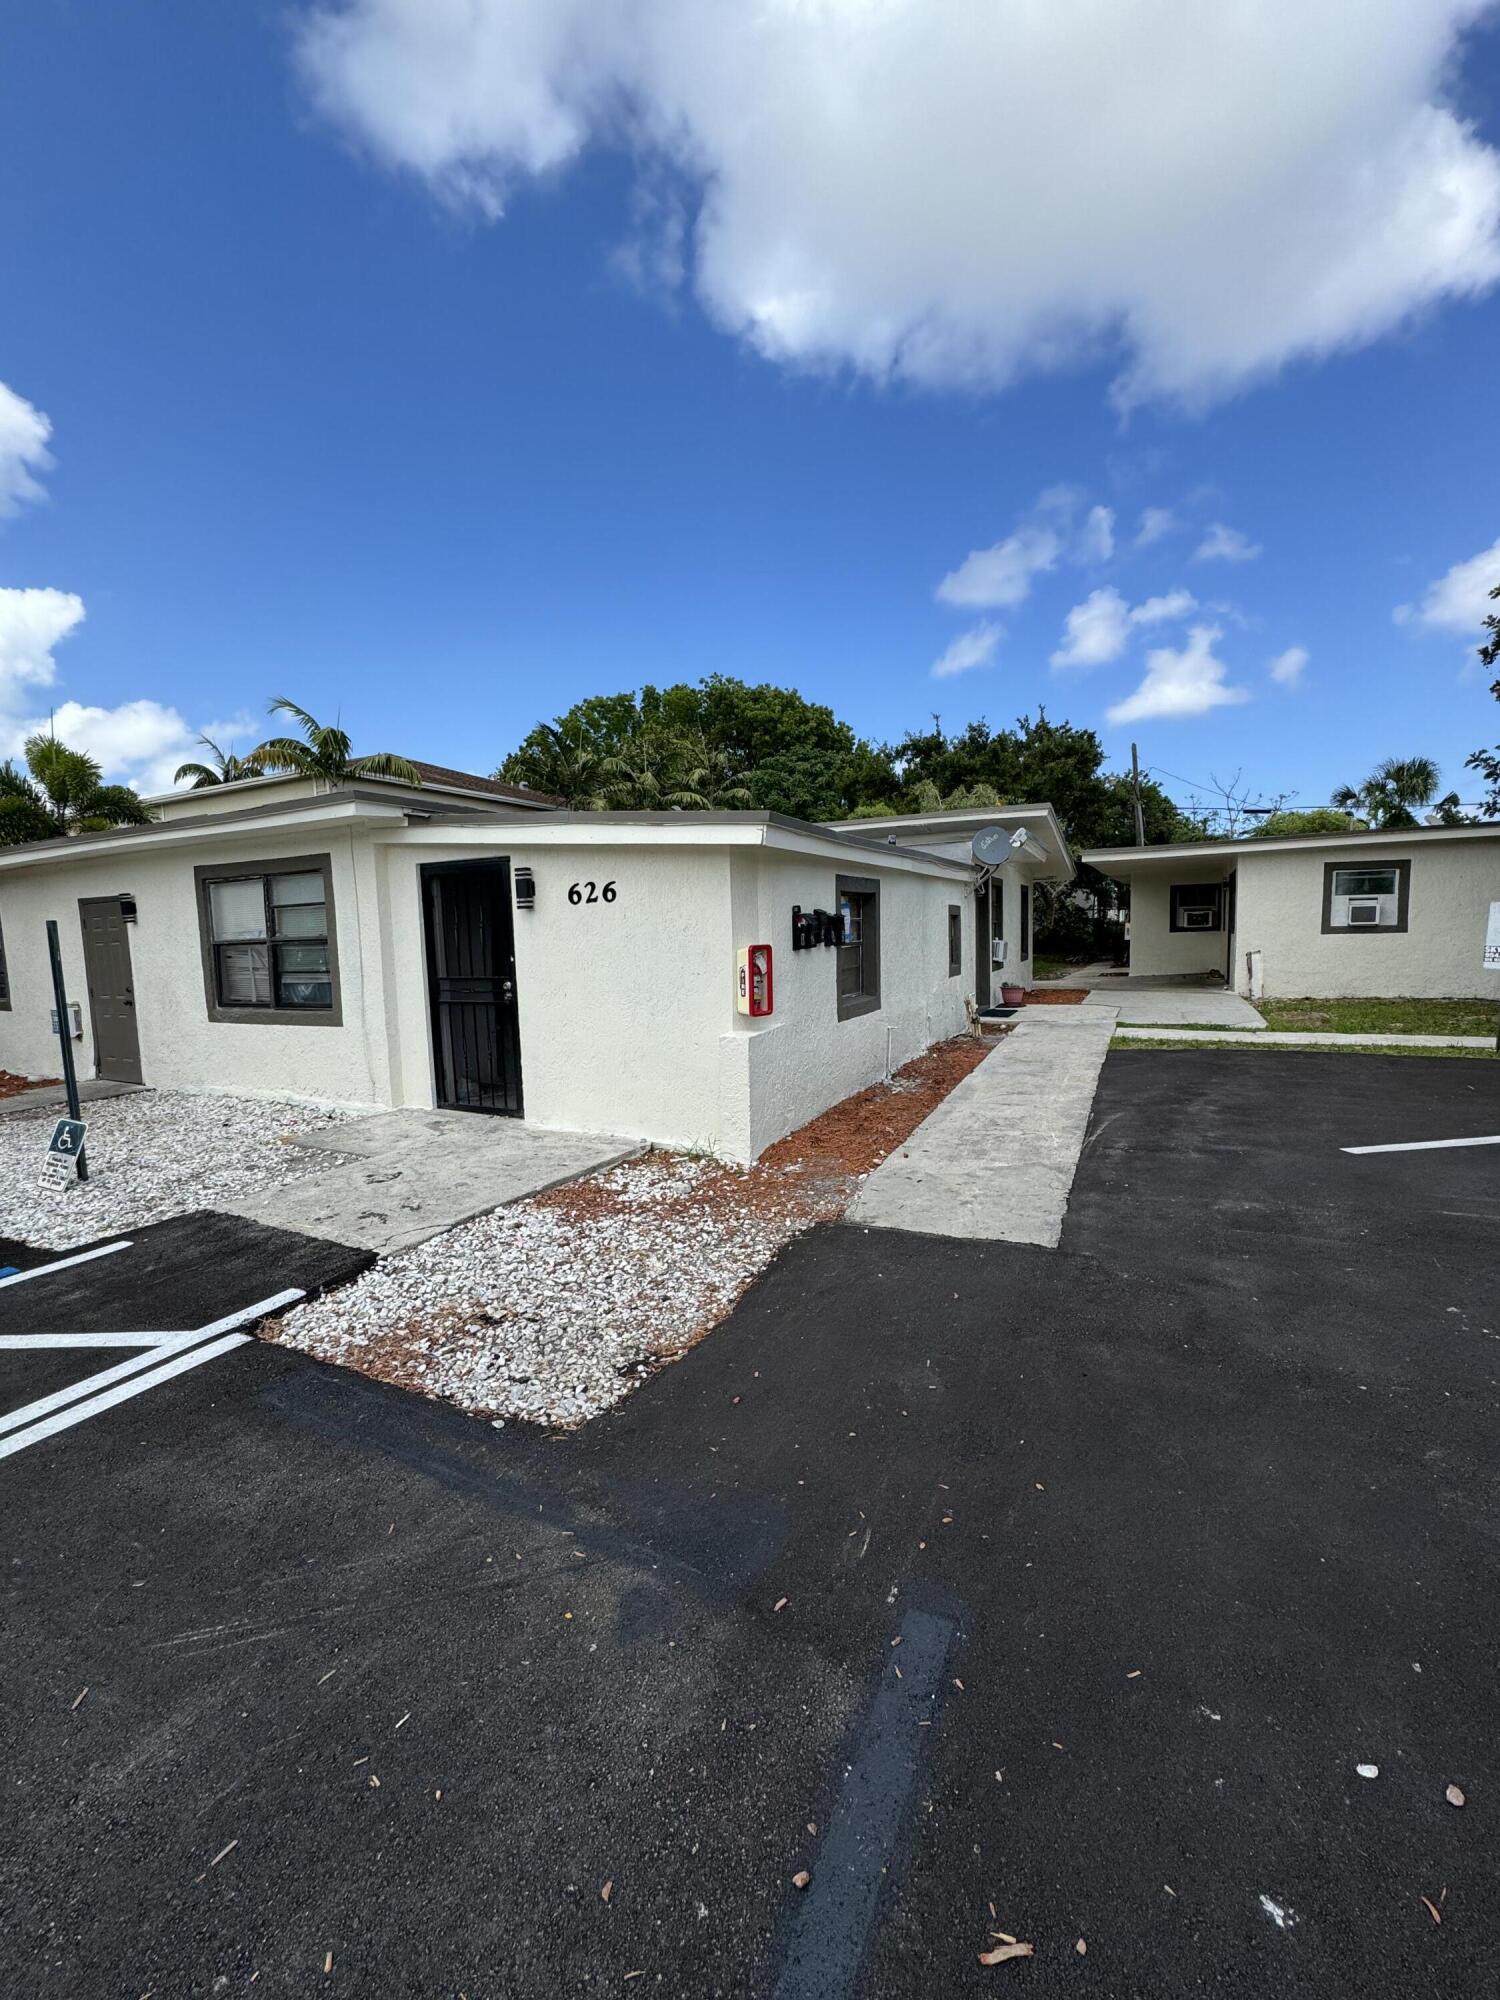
[1347, 899, 1382, 927]
[1181, 906, 1214, 929]
[991, 937, 1008, 967]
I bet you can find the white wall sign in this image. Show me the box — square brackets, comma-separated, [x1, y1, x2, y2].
[1486, 901, 1500, 972]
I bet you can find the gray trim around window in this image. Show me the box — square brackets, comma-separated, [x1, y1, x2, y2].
[835, 873, 881, 1021]
[1169, 882, 1224, 932]
[0, 911, 9, 1009]
[193, 852, 343, 1025]
[1320, 856, 1411, 935]
[947, 903, 962, 977]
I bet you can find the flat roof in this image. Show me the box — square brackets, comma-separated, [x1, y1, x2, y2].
[1084, 819, 1500, 874]
[0, 795, 974, 881]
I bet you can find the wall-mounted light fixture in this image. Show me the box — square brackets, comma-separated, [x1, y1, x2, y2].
[118, 895, 138, 923]
[514, 865, 536, 909]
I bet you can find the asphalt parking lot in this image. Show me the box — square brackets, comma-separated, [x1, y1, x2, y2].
[1, 1051, 1497, 1997]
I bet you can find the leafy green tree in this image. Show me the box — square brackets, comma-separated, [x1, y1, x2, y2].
[172, 733, 255, 788]
[1466, 582, 1500, 817]
[1252, 807, 1363, 837]
[0, 736, 154, 845]
[248, 699, 422, 788]
[1331, 756, 1460, 830]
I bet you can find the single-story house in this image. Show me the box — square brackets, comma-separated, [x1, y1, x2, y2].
[824, 804, 1071, 1007]
[1083, 821, 1500, 999]
[0, 773, 1072, 1163]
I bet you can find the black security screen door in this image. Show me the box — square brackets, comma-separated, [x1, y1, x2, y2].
[422, 861, 523, 1115]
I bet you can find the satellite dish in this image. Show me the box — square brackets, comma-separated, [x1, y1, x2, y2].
[971, 825, 1013, 866]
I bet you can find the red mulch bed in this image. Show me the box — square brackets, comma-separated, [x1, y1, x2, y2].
[538, 1034, 994, 1231]
[1022, 988, 1088, 1005]
[0, 1071, 60, 1100]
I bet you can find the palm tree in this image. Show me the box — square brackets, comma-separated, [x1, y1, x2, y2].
[246, 699, 422, 790]
[1331, 756, 1459, 831]
[0, 734, 153, 846]
[499, 722, 616, 809]
[173, 732, 255, 789]
[601, 727, 754, 810]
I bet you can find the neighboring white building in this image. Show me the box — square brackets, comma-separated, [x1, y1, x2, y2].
[0, 777, 1070, 1163]
[1083, 822, 1500, 999]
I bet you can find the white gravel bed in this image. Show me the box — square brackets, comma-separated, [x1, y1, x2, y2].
[268, 1154, 817, 1428]
[0, 1090, 357, 1249]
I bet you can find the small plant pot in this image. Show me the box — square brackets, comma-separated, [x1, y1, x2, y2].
[999, 983, 1026, 1007]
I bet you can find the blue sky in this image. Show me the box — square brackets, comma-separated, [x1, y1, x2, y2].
[2, 1, 1499, 816]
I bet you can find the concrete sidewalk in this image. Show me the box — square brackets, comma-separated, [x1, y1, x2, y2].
[1114, 1025, 1493, 1049]
[847, 1008, 1116, 1246]
[1086, 987, 1266, 1029]
[225, 1109, 641, 1253]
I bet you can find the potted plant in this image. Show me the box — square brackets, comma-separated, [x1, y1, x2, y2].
[1000, 980, 1026, 1007]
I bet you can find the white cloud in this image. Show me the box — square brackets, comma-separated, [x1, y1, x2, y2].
[937, 524, 1060, 610]
[1131, 589, 1197, 626]
[1270, 644, 1309, 686]
[1194, 521, 1263, 563]
[931, 621, 1001, 680]
[1135, 507, 1176, 547]
[1105, 624, 1250, 724]
[1079, 505, 1115, 563]
[0, 586, 85, 709]
[296, 1, 1500, 406]
[1052, 585, 1196, 667]
[1395, 535, 1500, 633]
[0, 382, 53, 520]
[1052, 588, 1130, 668]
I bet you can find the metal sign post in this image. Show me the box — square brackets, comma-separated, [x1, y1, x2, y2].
[45, 919, 88, 1181]
[1485, 902, 1500, 1054]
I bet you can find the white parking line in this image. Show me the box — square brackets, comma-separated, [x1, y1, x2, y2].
[0, 1332, 255, 1462]
[0, 1241, 132, 1289]
[1342, 1134, 1500, 1156]
[0, 1333, 169, 1350]
[0, 1288, 304, 1451]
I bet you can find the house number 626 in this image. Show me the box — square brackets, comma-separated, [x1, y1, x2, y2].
[567, 880, 617, 905]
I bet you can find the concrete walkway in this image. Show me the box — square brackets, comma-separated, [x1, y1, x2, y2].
[1114, 1025, 1494, 1050]
[225, 1109, 641, 1253]
[847, 1009, 1117, 1247]
[0, 1080, 141, 1121]
[1085, 987, 1266, 1029]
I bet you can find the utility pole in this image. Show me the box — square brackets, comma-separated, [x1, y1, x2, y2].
[1130, 742, 1146, 846]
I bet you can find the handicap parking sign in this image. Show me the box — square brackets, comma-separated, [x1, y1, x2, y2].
[41, 1117, 87, 1188]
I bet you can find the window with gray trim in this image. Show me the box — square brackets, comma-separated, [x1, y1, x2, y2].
[836, 874, 880, 1020]
[948, 904, 962, 976]
[1322, 858, 1410, 934]
[0, 911, 9, 1008]
[194, 854, 343, 1025]
[1170, 882, 1224, 932]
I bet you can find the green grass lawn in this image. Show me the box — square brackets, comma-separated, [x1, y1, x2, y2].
[1031, 955, 1073, 982]
[1255, 996, 1499, 1037]
[1112, 1036, 1498, 1061]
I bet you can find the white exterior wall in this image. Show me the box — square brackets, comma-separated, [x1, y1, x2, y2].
[1126, 869, 1233, 979]
[1, 818, 974, 1165]
[378, 838, 736, 1154]
[1232, 840, 1500, 999]
[724, 851, 971, 1160]
[377, 831, 971, 1163]
[0, 829, 391, 1106]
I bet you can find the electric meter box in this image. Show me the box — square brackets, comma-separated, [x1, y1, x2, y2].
[736, 943, 774, 1017]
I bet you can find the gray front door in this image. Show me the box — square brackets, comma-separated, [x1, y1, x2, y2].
[975, 880, 991, 1008]
[79, 898, 143, 1084]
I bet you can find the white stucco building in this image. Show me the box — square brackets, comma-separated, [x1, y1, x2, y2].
[1083, 822, 1500, 999]
[0, 774, 1073, 1163]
